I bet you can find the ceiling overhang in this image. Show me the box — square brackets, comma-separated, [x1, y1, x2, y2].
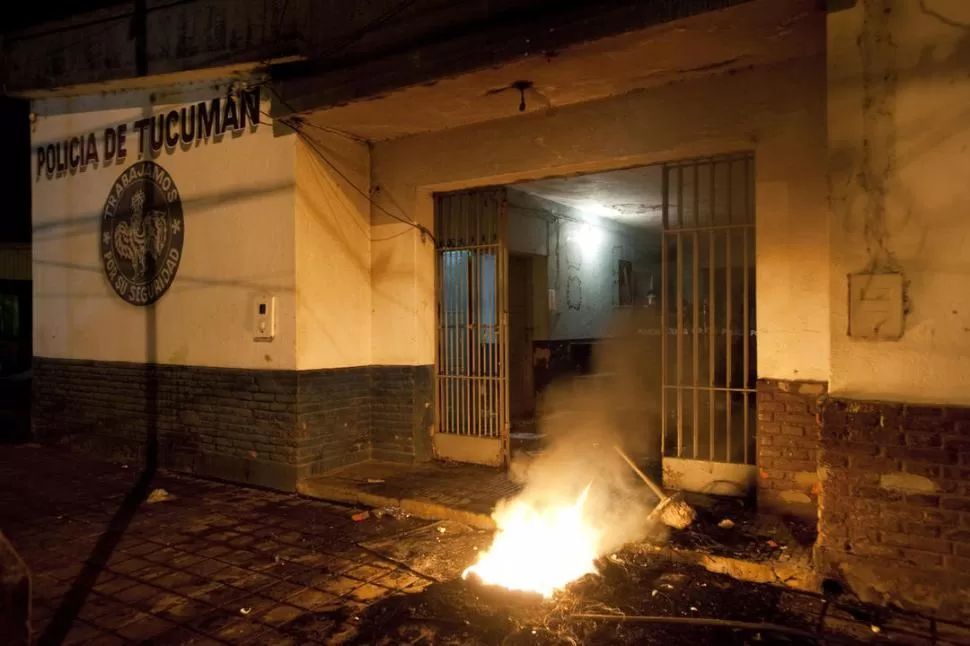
[292, 0, 823, 142]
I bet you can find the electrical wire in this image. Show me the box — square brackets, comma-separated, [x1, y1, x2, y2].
[257, 105, 436, 246]
[294, 125, 437, 247]
[571, 614, 828, 643]
[259, 81, 436, 244]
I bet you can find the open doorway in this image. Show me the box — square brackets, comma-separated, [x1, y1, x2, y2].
[503, 166, 666, 467]
[508, 254, 537, 426]
[433, 153, 757, 494]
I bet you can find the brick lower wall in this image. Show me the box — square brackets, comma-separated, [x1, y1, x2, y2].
[817, 398, 970, 622]
[297, 367, 371, 477]
[756, 379, 826, 518]
[33, 358, 302, 489]
[372, 365, 434, 464]
[33, 358, 434, 490]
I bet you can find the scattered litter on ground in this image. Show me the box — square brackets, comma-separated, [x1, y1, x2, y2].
[239, 607, 252, 615]
[146, 488, 173, 504]
[651, 499, 816, 565]
[351, 511, 370, 522]
[343, 553, 856, 645]
[372, 506, 409, 520]
[437, 526, 447, 534]
[718, 519, 735, 529]
[366, 478, 385, 484]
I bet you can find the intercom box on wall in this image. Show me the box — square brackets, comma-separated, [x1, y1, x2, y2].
[254, 295, 276, 342]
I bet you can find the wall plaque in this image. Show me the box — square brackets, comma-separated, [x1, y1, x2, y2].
[100, 161, 184, 306]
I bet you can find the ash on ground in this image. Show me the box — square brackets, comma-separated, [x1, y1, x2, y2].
[345, 533, 872, 646]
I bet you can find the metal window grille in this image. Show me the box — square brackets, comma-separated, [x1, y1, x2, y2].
[660, 153, 757, 465]
[434, 189, 509, 440]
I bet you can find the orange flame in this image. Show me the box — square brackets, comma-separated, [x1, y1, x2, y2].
[462, 483, 600, 598]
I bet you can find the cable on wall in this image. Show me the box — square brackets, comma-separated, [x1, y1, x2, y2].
[254, 91, 436, 247]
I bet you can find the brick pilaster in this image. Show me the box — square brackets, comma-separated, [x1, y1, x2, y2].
[816, 399, 970, 621]
[756, 379, 826, 518]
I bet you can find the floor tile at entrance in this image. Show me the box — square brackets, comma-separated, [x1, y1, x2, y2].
[298, 460, 521, 524]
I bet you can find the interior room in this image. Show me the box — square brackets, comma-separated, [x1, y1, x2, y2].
[504, 166, 664, 454]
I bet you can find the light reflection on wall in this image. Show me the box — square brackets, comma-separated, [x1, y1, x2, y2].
[567, 222, 605, 259]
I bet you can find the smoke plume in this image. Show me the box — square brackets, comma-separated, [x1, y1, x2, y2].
[505, 305, 665, 556]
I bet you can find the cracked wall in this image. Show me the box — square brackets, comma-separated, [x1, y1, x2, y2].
[828, 0, 970, 405]
[822, 0, 970, 619]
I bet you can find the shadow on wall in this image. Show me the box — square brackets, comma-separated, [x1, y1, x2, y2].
[27, 66, 399, 638]
[32, 178, 297, 316]
[28, 125, 361, 644]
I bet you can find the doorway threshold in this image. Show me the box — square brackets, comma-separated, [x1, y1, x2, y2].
[297, 460, 521, 530]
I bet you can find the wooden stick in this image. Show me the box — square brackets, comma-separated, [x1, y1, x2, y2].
[613, 445, 667, 501]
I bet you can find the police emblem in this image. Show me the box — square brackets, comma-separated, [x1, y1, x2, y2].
[100, 161, 184, 306]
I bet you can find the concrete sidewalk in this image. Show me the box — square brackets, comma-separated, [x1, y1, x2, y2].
[298, 460, 823, 594]
[297, 460, 520, 530]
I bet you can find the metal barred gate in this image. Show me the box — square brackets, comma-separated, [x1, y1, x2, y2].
[660, 153, 758, 495]
[433, 189, 510, 466]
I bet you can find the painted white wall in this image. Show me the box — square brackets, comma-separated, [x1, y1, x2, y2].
[371, 54, 829, 382]
[507, 201, 549, 257]
[294, 133, 372, 370]
[828, 1, 970, 405]
[32, 79, 299, 370]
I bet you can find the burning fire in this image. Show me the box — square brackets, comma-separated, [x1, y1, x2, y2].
[462, 483, 601, 598]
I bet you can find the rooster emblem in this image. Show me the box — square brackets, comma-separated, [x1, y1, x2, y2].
[113, 189, 168, 281]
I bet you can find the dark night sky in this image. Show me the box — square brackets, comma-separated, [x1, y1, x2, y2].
[0, 4, 124, 241]
[0, 98, 30, 243]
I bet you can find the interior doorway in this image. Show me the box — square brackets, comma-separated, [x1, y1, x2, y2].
[508, 254, 536, 423]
